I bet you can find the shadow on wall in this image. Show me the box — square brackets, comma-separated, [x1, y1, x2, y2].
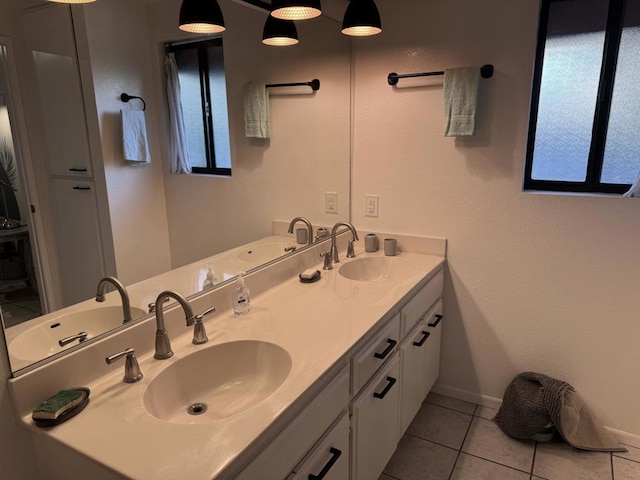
[437, 261, 517, 401]
[454, 69, 523, 182]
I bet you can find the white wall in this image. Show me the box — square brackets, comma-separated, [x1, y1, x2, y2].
[352, 0, 640, 437]
[146, 0, 351, 268]
[81, 0, 173, 285]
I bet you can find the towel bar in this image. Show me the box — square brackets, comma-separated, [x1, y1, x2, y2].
[388, 64, 494, 86]
[120, 93, 146, 111]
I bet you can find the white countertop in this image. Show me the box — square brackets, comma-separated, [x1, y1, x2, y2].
[11, 244, 445, 479]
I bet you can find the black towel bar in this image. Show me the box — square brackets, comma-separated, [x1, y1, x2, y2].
[388, 64, 494, 86]
[266, 79, 320, 91]
[120, 93, 146, 111]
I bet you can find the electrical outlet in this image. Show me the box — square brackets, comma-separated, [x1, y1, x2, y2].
[325, 192, 338, 214]
[365, 194, 379, 217]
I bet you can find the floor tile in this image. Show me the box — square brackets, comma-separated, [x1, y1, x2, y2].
[407, 402, 473, 449]
[475, 405, 499, 421]
[426, 392, 477, 414]
[462, 417, 534, 472]
[614, 444, 640, 464]
[383, 435, 458, 480]
[378, 474, 397, 480]
[450, 453, 530, 480]
[613, 456, 640, 480]
[533, 442, 612, 480]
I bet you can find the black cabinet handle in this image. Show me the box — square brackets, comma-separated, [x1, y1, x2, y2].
[374, 339, 397, 359]
[68, 168, 88, 172]
[413, 330, 431, 347]
[373, 376, 397, 399]
[428, 314, 443, 328]
[308, 447, 342, 480]
[73, 186, 91, 190]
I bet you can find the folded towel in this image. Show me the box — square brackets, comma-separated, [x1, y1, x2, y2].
[243, 83, 270, 139]
[493, 372, 626, 452]
[121, 109, 150, 164]
[444, 67, 480, 137]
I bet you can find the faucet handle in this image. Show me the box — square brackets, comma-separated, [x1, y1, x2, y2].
[193, 307, 216, 345]
[321, 251, 333, 270]
[148, 297, 170, 313]
[58, 331, 88, 347]
[346, 240, 356, 258]
[106, 348, 143, 383]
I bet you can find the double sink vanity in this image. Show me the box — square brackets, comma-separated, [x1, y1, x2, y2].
[7, 228, 446, 480]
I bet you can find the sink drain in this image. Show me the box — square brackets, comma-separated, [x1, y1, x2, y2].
[187, 403, 208, 416]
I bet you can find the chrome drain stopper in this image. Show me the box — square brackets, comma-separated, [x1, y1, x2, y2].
[187, 403, 208, 415]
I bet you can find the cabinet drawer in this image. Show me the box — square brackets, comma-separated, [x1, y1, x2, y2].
[400, 269, 443, 337]
[352, 314, 400, 394]
[351, 353, 400, 480]
[291, 413, 350, 480]
[236, 366, 349, 480]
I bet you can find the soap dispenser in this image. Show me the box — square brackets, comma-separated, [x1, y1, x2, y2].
[202, 267, 217, 291]
[232, 272, 251, 316]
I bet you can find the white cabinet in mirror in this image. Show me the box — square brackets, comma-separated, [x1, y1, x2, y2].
[1, 0, 351, 373]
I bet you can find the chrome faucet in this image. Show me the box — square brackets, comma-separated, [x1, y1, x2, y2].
[58, 331, 88, 347]
[288, 217, 313, 245]
[95, 276, 132, 323]
[330, 222, 359, 264]
[153, 290, 195, 359]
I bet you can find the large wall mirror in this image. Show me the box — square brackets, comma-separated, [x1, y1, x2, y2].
[0, 0, 351, 374]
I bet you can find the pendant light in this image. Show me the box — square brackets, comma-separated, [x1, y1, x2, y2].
[47, 0, 96, 3]
[271, 0, 322, 21]
[262, 17, 299, 46]
[342, 0, 382, 36]
[179, 0, 226, 34]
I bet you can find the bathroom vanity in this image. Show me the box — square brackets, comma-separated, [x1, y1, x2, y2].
[7, 233, 445, 480]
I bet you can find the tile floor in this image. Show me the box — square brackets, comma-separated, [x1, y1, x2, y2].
[380, 392, 639, 480]
[0, 281, 42, 327]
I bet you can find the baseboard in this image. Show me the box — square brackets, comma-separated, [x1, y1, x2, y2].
[432, 382, 640, 448]
[431, 383, 502, 410]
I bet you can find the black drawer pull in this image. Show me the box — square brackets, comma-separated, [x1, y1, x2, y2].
[413, 330, 431, 347]
[73, 186, 91, 191]
[69, 168, 88, 172]
[428, 314, 443, 328]
[373, 376, 397, 399]
[374, 339, 397, 359]
[308, 447, 342, 480]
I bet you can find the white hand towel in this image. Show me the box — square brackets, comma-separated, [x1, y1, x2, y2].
[121, 109, 151, 164]
[623, 169, 640, 197]
[243, 83, 270, 139]
[444, 67, 481, 137]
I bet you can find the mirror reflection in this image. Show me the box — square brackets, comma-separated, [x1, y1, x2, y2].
[0, 0, 351, 373]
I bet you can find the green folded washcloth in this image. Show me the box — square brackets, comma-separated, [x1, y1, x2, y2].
[32, 389, 85, 421]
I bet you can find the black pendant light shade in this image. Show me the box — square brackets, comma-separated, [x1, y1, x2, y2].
[179, 0, 226, 34]
[342, 0, 382, 36]
[271, 0, 322, 21]
[263, 16, 299, 46]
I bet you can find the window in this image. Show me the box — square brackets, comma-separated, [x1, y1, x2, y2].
[524, 0, 640, 194]
[167, 39, 231, 176]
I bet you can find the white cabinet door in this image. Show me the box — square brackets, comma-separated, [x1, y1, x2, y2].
[351, 353, 400, 480]
[422, 301, 443, 399]
[292, 414, 349, 480]
[49, 179, 104, 306]
[22, 4, 93, 177]
[399, 300, 443, 436]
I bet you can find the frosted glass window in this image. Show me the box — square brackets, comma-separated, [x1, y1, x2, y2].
[207, 47, 231, 170]
[532, 32, 605, 181]
[601, 19, 640, 183]
[175, 49, 207, 169]
[525, 0, 639, 194]
[170, 39, 231, 175]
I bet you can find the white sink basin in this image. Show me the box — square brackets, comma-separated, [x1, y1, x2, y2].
[143, 341, 292, 425]
[338, 256, 416, 282]
[236, 242, 293, 265]
[8, 306, 146, 362]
